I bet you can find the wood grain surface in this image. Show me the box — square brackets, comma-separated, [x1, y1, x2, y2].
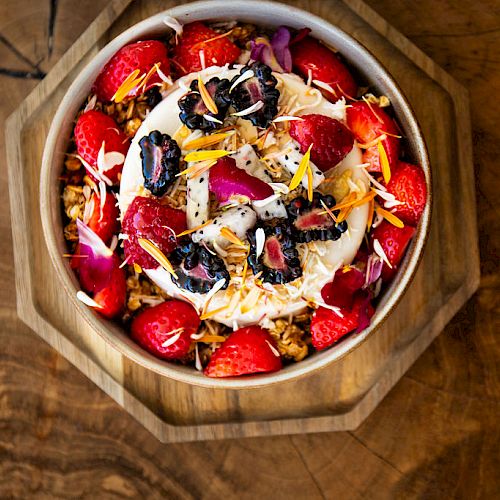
[0, 0, 498, 498]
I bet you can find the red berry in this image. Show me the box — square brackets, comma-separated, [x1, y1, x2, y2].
[386, 161, 427, 226]
[92, 40, 170, 102]
[93, 265, 127, 319]
[290, 36, 357, 101]
[311, 293, 370, 351]
[204, 326, 282, 378]
[345, 101, 400, 172]
[289, 114, 354, 172]
[321, 267, 365, 310]
[130, 301, 200, 360]
[370, 221, 415, 281]
[74, 110, 130, 185]
[172, 22, 241, 76]
[122, 197, 186, 269]
[86, 192, 119, 244]
[209, 157, 273, 203]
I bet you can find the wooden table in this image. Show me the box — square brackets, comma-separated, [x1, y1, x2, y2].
[0, 1, 498, 497]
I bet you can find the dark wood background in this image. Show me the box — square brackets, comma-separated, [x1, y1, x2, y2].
[0, 0, 498, 497]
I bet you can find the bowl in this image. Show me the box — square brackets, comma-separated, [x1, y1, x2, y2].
[40, 0, 432, 389]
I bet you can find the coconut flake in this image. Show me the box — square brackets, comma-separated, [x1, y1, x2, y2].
[373, 238, 393, 268]
[84, 94, 97, 112]
[252, 193, 281, 208]
[163, 15, 183, 36]
[202, 114, 223, 124]
[229, 69, 254, 93]
[255, 227, 265, 259]
[272, 115, 304, 123]
[76, 291, 103, 309]
[265, 339, 281, 357]
[232, 100, 264, 117]
[161, 331, 183, 348]
[194, 343, 203, 371]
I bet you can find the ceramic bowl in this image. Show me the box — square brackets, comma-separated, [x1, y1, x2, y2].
[40, 0, 432, 389]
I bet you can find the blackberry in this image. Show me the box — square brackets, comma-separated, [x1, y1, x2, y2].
[247, 221, 302, 285]
[286, 192, 348, 243]
[145, 87, 162, 108]
[178, 77, 231, 130]
[169, 242, 230, 294]
[230, 62, 280, 128]
[139, 130, 181, 196]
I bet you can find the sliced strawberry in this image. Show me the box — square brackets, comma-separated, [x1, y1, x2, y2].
[130, 300, 200, 360]
[74, 110, 130, 185]
[85, 191, 119, 244]
[93, 265, 127, 319]
[385, 161, 427, 226]
[290, 36, 357, 101]
[92, 40, 170, 102]
[122, 197, 186, 269]
[209, 156, 273, 203]
[204, 326, 282, 378]
[321, 267, 365, 310]
[172, 22, 241, 76]
[345, 101, 400, 172]
[311, 293, 373, 351]
[289, 114, 354, 172]
[370, 221, 415, 281]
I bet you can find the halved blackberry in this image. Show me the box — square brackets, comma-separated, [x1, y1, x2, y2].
[247, 221, 302, 285]
[178, 77, 231, 130]
[169, 242, 230, 294]
[139, 130, 181, 196]
[286, 192, 348, 243]
[230, 62, 280, 128]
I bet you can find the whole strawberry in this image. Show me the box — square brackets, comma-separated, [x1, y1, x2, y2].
[289, 114, 354, 172]
[291, 36, 357, 101]
[172, 21, 241, 76]
[122, 196, 186, 269]
[386, 161, 427, 226]
[92, 40, 170, 102]
[345, 101, 400, 172]
[85, 191, 119, 244]
[370, 221, 415, 281]
[74, 110, 130, 185]
[130, 301, 200, 360]
[204, 326, 282, 378]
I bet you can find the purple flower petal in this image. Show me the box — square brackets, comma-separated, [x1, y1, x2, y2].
[271, 26, 292, 72]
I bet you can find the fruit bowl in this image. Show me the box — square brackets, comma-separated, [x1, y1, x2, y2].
[40, 0, 431, 388]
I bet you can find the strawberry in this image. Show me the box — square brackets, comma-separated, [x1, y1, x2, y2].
[122, 196, 186, 269]
[385, 161, 427, 226]
[85, 191, 119, 244]
[92, 40, 170, 102]
[204, 326, 282, 378]
[74, 110, 130, 185]
[209, 157, 273, 203]
[130, 301, 200, 360]
[289, 114, 354, 172]
[311, 293, 373, 351]
[290, 36, 357, 101]
[93, 265, 127, 319]
[321, 267, 365, 310]
[370, 221, 415, 281]
[171, 21, 241, 76]
[345, 101, 400, 172]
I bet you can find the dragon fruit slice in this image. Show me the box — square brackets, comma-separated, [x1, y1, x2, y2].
[186, 168, 210, 229]
[275, 140, 324, 190]
[231, 144, 287, 220]
[232, 144, 273, 182]
[192, 205, 257, 249]
[209, 156, 273, 203]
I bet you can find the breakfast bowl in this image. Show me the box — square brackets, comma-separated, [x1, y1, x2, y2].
[40, 0, 431, 389]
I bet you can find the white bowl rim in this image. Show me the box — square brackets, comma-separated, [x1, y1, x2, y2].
[40, 0, 432, 389]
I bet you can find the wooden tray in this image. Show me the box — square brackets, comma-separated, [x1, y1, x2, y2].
[5, 0, 479, 442]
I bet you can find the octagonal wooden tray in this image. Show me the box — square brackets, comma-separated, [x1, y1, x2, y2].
[5, 0, 479, 442]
